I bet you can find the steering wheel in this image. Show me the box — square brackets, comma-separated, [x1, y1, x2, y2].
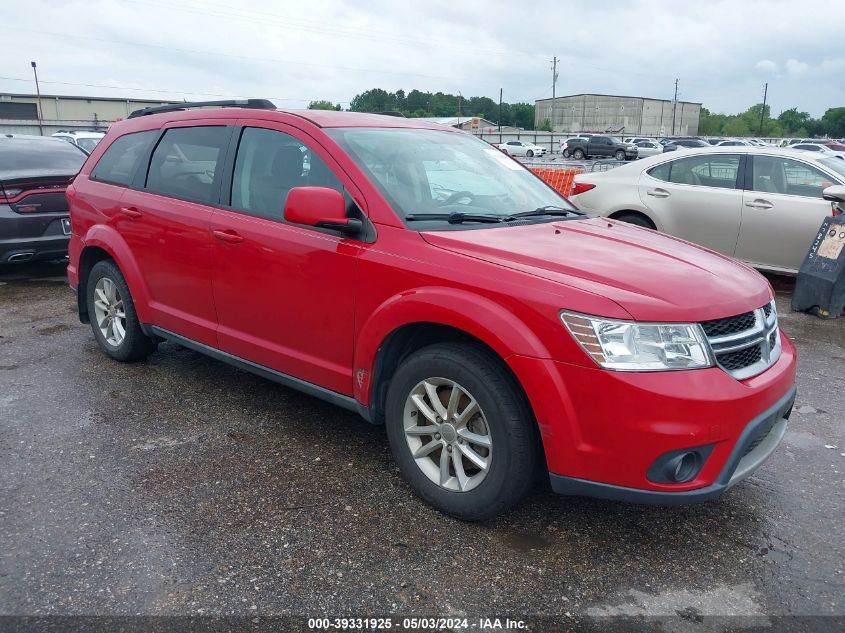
[441, 190, 476, 206]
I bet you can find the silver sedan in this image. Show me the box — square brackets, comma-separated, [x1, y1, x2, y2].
[569, 146, 845, 274]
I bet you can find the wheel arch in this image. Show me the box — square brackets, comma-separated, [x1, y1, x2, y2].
[608, 209, 659, 230]
[354, 288, 551, 424]
[77, 225, 152, 324]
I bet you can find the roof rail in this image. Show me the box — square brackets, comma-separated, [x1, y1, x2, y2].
[127, 98, 276, 119]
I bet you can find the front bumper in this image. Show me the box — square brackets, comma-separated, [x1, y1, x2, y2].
[507, 332, 797, 503]
[549, 385, 795, 504]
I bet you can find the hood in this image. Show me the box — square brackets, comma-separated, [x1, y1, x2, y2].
[420, 218, 772, 322]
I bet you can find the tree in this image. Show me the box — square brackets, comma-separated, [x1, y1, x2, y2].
[538, 118, 552, 132]
[778, 108, 811, 135]
[308, 100, 341, 111]
[821, 107, 845, 137]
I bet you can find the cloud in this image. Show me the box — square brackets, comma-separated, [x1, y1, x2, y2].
[755, 60, 779, 75]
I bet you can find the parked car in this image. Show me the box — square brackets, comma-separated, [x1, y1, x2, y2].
[570, 146, 845, 273]
[67, 101, 796, 519]
[496, 140, 545, 157]
[633, 139, 663, 158]
[563, 135, 638, 161]
[716, 139, 754, 147]
[52, 130, 105, 154]
[663, 138, 711, 152]
[560, 137, 588, 157]
[624, 137, 654, 145]
[0, 134, 86, 263]
[789, 142, 845, 157]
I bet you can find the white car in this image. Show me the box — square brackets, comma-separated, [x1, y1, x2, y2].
[624, 137, 655, 145]
[569, 146, 845, 274]
[632, 140, 663, 158]
[496, 140, 546, 157]
[715, 139, 754, 147]
[788, 142, 845, 159]
[52, 130, 105, 154]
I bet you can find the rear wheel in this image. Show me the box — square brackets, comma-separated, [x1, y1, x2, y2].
[385, 343, 539, 521]
[614, 212, 656, 229]
[562, 149, 571, 158]
[573, 148, 585, 160]
[86, 260, 157, 362]
[615, 149, 626, 161]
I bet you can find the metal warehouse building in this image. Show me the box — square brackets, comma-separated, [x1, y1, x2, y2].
[0, 93, 174, 136]
[535, 93, 701, 137]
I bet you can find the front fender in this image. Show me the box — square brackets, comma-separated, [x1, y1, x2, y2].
[353, 286, 551, 406]
[81, 224, 153, 324]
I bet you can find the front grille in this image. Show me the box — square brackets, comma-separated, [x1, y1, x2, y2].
[718, 345, 763, 371]
[701, 303, 780, 379]
[701, 311, 756, 337]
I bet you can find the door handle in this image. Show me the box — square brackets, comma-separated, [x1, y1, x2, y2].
[745, 199, 773, 210]
[212, 229, 244, 244]
[647, 188, 670, 198]
[119, 207, 142, 219]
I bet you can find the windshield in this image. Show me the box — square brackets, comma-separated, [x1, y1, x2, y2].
[326, 128, 575, 223]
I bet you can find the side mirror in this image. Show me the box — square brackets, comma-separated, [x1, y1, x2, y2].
[822, 184, 845, 204]
[284, 186, 362, 236]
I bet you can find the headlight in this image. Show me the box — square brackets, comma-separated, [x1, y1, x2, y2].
[560, 312, 713, 371]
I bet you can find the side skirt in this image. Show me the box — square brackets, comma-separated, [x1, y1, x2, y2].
[144, 325, 372, 422]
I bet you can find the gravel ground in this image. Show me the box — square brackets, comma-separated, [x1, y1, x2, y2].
[0, 261, 843, 631]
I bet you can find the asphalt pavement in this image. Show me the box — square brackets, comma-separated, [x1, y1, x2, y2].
[0, 261, 843, 631]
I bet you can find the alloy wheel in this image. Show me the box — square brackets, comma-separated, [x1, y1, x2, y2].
[93, 277, 126, 347]
[403, 377, 492, 492]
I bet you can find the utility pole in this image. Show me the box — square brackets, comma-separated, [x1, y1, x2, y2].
[759, 82, 768, 136]
[671, 78, 679, 136]
[498, 88, 503, 140]
[31, 61, 44, 136]
[550, 56, 558, 152]
[457, 92, 461, 118]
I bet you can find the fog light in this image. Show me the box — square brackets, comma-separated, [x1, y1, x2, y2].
[666, 452, 699, 483]
[647, 444, 714, 484]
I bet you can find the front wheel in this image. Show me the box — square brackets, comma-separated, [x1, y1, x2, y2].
[615, 149, 626, 161]
[86, 260, 157, 362]
[526, 150, 534, 158]
[385, 343, 540, 521]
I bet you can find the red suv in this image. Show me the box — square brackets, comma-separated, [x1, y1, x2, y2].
[67, 100, 797, 520]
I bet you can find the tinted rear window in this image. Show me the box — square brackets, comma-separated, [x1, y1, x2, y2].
[145, 126, 229, 204]
[91, 130, 158, 186]
[0, 137, 86, 179]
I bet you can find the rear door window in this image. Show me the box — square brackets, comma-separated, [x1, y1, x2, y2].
[91, 130, 157, 186]
[145, 126, 229, 204]
[663, 155, 740, 188]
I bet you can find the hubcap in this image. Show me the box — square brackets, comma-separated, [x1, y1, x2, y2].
[93, 277, 126, 347]
[403, 378, 492, 492]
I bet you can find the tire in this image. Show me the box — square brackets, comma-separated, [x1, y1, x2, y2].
[615, 149, 626, 161]
[614, 212, 656, 229]
[562, 149, 571, 158]
[86, 259, 157, 362]
[526, 150, 534, 158]
[384, 343, 540, 521]
[573, 148, 585, 160]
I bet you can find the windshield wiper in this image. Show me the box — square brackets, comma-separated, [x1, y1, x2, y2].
[405, 212, 508, 224]
[509, 205, 585, 219]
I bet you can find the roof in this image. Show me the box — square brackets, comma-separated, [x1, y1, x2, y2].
[114, 107, 462, 131]
[52, 131, 105, 138]
[535, 93, 702, 105]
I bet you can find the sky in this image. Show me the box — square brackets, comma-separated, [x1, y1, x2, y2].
[1, 0, 843, 117]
